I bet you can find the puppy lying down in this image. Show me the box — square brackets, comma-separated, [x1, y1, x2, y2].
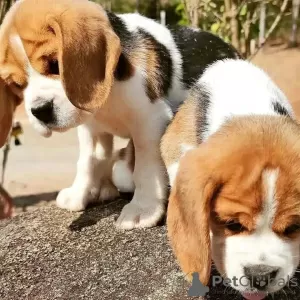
[160, 59, 300, 299]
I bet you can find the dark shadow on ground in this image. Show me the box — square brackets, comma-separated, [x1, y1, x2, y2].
[69, 196, 132, 232]
[69, 191, 168, 232]
[13, 191, 59, 211]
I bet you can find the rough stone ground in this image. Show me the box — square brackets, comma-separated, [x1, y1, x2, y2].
[1, 45, 300, 299]
[1, 201, 300, 300]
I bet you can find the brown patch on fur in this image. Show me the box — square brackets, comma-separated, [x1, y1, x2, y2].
[0, 78, 17, 147]
[160, 94, 199, 168]
[273, 168, 300, 239]
[0, 1, 26, 138]
[167, 115, 300, 283]
[114, 139, 135, 172]
[129, 33, 171, 102]
[129, 40, 160, 102]
[144, 47, 160, 102]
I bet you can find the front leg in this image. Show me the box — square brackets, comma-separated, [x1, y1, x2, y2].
[116, 108, 170, 229]
[56, 122, 119, 211]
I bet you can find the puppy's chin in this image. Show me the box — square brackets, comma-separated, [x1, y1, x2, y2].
[32, 121, 52, 138]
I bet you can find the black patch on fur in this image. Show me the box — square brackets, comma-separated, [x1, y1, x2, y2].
[138, 29, 173, 101]
[272, 101, 290, 117]
[193, 83, 211, 143]
[170, 26, 241, 89]
[114, 53, 135, 81]
[106, 11, 135, 81]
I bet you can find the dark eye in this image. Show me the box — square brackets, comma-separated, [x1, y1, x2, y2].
[48, 59, 59, 75]
[13, 82, 22, 89]
[225, 220, 246, 233]
[283, 224, 300, 236]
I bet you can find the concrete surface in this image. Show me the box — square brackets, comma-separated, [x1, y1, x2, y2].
[0, 121, 127, 214]
[0, 202, 192, 300]
[1, 201, 300, 300]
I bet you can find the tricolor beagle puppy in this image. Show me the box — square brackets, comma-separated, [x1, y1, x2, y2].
[0, 0, 239, 229]
[161, 59, 300, 299]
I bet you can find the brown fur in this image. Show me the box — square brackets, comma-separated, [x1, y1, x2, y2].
[113, 139, 135, 172]
[128, 34, 169, 103]
[167, 115, 300, 284]
[0, 78, 18, 147]
[160, 94, 199, 167]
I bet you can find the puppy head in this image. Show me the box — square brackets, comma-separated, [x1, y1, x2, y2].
[0, 0, 121, 137]
[168, 116, 300, 298]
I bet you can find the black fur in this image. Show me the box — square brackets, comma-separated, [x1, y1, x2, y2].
[106, 11, 135, 81]
[138, 29, 173, 101]
[194, 83, 211, 143]
[272, 101, 290, 117]
[107, 12, 239, 102]
[170, 27, 241, 89]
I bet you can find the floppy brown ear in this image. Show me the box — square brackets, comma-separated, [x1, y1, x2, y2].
[167, 148, 220, 285]
[0, 79, 16, 147]
[50, 1, 121, 112]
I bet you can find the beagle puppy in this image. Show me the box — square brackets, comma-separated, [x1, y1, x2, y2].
[161, 59, 300, 299]
[0, 0, 239, 229]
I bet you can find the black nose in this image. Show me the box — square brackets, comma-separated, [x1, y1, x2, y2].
[31, 101, 54, 124]
[244, 265, 279, 291]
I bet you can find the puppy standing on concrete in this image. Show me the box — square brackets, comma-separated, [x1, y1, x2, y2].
[0, 0, 239, 229]
[161, 59, 300, 299]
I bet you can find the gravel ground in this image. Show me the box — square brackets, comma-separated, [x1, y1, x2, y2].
[1, 201, 300, 300]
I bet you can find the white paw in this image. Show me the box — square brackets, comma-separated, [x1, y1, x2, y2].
[56, 187, 87, 211]
[115, 201, 165, 230]
[56, 180, 119, 212]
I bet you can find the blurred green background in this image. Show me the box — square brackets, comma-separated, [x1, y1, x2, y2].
[1, 0, 299, 57]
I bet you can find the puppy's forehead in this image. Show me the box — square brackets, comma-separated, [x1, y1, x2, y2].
[14, 0, 108, 30]
[1, 0, 110, 75]
[216, 164, 300, 228]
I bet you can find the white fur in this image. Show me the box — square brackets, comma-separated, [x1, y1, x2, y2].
[57, 121, 119, 211]
[112, 160, 135, 193]
[257, 169, 279, 231]
[201, 60, 294, 141]
[167, 163, 179, 187]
